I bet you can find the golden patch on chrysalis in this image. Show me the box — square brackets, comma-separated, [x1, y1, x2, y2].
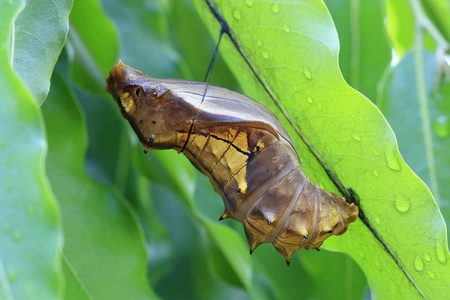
[106, 60, 359, 264]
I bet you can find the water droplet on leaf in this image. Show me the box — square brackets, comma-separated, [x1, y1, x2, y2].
[428, 272, 436, 280]
[352, 133, 361, 141]
[7, 271, 17, 283]
[2, 225, 11, 233]
[414, 256, 424, 271]
[435, 243, 448, 264]
[303, 66, 312, 80]
[433, 115, 449, 138]
[423, 253, 431, 262]
[306, 96, 313, 104]
[272, 3, 279, 13]
[13, 232, 22, 242]
[394, 194, 410, 213]
[384, 147, 401, 171]
[245, 0, 253, 6]
[283, 24, 290, 33]
[26, 206, 35, 216]
[373, 169, 379, 177]
[233, 10, 241, 20]
[262, 50, 269, 59]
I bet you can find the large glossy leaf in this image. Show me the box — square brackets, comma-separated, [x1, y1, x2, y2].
[13, 0, 72, 104]
[136, 146, 254, 294]
[193, 0, 450, 298]
[421, 0, 450, 43]
[325, 0, 391, 101]
[67, 0, 118, 93]
[0, 1, 63, 299]
[386, 0, 416, 57]
[42, 73, 157, 300]
[101, 0, 178, 79]
[379, 51, 450, 241]
[386, 0, 436, 58]
[300, 250, 368, 299]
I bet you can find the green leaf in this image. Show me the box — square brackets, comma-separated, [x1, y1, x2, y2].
[136, 142, 255, 293]
[421, 0, 450, 43]
[204, 221, 252, 290]
[193, 0, 449, 298]
[135, 149, 197, 210]
[0, 1, 63, 299]
[325, 0, 391, 101]
[101, 0, 179, 79]
[42, 73, 158, 299]
[386, 0, 416, 57]
[13, 0, 72, 104]
[300, 250, 368, 299]
[386, 0, 436, 58]
[379, 51, 450, 240]
[67, 0, 118, 93]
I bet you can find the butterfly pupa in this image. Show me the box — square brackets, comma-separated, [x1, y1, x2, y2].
[106, 60, 359, 264]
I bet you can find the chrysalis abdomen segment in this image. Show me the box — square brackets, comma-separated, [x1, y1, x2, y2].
[183, 121, 357, 262]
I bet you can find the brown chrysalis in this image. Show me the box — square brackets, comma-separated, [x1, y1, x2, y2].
[105, 60, 358, 264]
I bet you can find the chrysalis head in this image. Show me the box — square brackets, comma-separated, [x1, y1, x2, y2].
[106, 60, 197, 152]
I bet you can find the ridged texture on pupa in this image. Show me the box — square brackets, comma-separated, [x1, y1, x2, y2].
[106, 61, 359, 263]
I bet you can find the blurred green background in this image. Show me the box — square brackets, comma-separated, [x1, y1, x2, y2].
[1, 0, 449, 299]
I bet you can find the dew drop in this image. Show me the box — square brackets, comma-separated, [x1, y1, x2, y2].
[433, 115, 449, 138]
[272, 3, 279, 13]
[375, 217, 380, 223]
[373, 169, 379, 177]
[317, 103, 322, 110]
[7, 271, 17, 283]
[13, 232, 23, 242]
[233, 9, 241, 20]
[303, 66, 312, 80]
[423, 253, 431, 262]
[293, 86, 298, 92]
[428, 272, 436, 280]
[26, 206, 35, 216]
[352, 133, 361, 141]
[283, 24, 290, 33]
[245, 0, 253, 6]
[256, 40, 262, 47]
[414, 256, 424, 271]
[372, 149, 380, 156]
[306, 96, 313, 104]
[2, 225, 11, 233]
[394, 194, 411, 213]
[435, 243, 448, 264]
[384, 147, 401, 171]
[262, 50, 269, 59]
